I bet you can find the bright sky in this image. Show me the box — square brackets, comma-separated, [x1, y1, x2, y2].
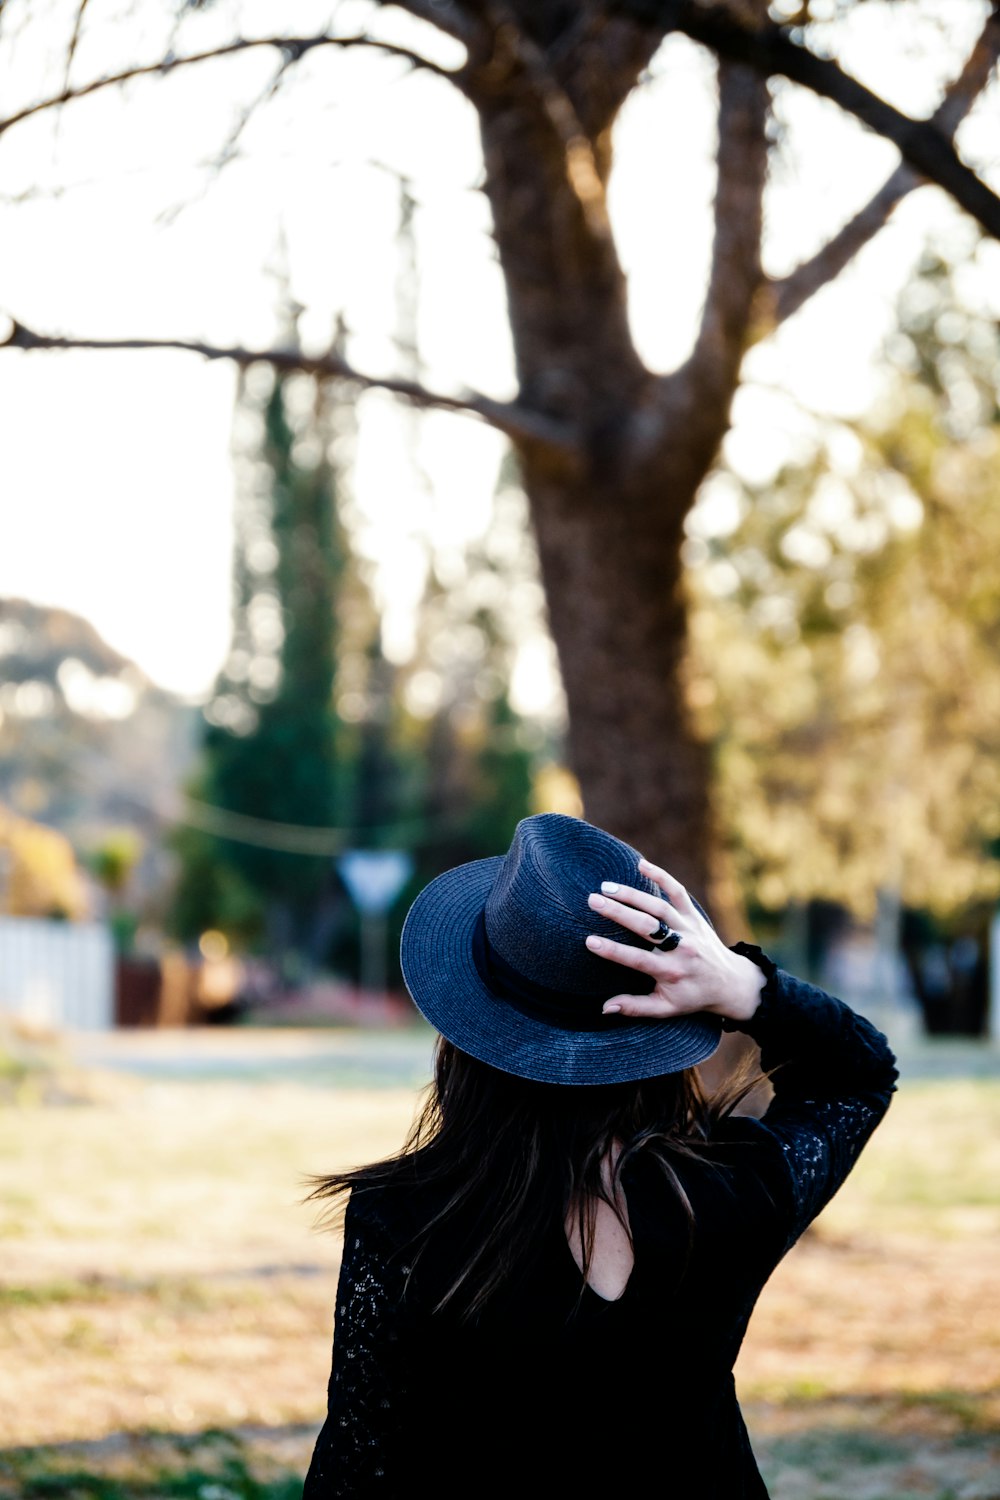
[0, 0, 996, 707]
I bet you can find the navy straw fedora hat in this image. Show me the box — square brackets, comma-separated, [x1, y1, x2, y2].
[399, 812, 722, 1085]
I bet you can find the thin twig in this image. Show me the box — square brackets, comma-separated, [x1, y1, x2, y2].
[0, 33, 466, 140]
[154, 51, 302, 229]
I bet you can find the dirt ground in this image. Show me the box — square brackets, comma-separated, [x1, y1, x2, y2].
[1, 1029, 998, 1498]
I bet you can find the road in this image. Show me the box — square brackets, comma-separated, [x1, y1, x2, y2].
[50, 1008, 1000, 1091]
[66, 1023, 438, 1088]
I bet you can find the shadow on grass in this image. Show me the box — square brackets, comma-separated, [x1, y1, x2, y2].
[4, 1403, 1000, 1500]
[748, 1390, 1000, 1500]
[757, 1428, 1000, 1500]
[0, 1425, 318, 1500]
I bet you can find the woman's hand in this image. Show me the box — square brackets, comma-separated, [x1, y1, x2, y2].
[585, 857, 765, 1024]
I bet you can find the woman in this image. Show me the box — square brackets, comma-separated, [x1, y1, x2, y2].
[303, 813, 897, 1498]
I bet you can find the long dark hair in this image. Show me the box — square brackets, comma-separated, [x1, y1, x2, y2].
[307, 1036, 767, 1320]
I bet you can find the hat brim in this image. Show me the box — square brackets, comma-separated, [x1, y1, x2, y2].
[400, 855, 722, 1085]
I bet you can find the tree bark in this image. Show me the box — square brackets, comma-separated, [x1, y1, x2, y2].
[525, 463, 716, 902]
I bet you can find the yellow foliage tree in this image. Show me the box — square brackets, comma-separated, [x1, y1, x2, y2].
[687, 250, 1000, 924]
[0, 805, 89, 920]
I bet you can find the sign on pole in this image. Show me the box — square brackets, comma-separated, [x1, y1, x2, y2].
[337, 851, 414, 997]
[990, 908, 1000, 1045]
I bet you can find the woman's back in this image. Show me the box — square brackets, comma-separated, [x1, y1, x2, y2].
[565, 1146, 632, 1300]
[318, 1142, 779, 1494]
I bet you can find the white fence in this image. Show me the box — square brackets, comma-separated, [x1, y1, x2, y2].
[0, 916, 114, 1031]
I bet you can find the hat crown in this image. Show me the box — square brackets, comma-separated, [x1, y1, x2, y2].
[484, 813, 663, 997]
[399, 810, 723, 1083]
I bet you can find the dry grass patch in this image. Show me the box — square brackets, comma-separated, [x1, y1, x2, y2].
[1, 1045, 998, 1496]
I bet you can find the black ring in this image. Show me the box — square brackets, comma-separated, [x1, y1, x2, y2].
[648, 922, 681, 951]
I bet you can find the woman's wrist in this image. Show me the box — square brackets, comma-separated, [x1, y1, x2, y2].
[712, 947, 768, 1024]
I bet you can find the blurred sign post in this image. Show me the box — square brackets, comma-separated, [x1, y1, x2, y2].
[337, 850, 414, 999]
[990, 907, 1000, 1045]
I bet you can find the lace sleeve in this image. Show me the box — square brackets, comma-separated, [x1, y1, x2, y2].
[302, 1193, 409, 1498]
[724, 950, 899, 1248]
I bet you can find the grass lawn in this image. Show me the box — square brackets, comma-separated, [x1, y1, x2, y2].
[1, 1029, 998, 1498]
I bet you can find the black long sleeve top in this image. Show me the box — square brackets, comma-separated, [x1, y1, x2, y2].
[303, 960, 898, 1498]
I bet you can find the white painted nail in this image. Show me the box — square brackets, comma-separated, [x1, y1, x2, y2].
[601, 881, 619, 894]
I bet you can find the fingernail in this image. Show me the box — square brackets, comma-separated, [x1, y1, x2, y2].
[586, 935, 603, 951]
[638, 858, 651, 869]
[589, 893, 606, 909]
[603, 1002, 621, 1014]
[601, 881, 619, 894]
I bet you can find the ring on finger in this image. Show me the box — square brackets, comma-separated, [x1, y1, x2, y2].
[648, 921, 681, 951]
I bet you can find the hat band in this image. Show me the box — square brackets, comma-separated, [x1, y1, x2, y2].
[471, 910, 626, 1033]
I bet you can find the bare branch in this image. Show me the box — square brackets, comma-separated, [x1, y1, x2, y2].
[659, 47, 770, 488]
[154, 51, 303, 229]
[616, 0, 1000, 242]
[0, 317, 578, 455]
[203, 53, 300, 173]
[50, 0, 94, 153]
[61, 0, 93, 96]
[0, 32, 466, 139]
[766, 11, 1000, 327]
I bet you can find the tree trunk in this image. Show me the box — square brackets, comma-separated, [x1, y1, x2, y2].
[523, 457, 721, 907]
[471, 33, 768, 932]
